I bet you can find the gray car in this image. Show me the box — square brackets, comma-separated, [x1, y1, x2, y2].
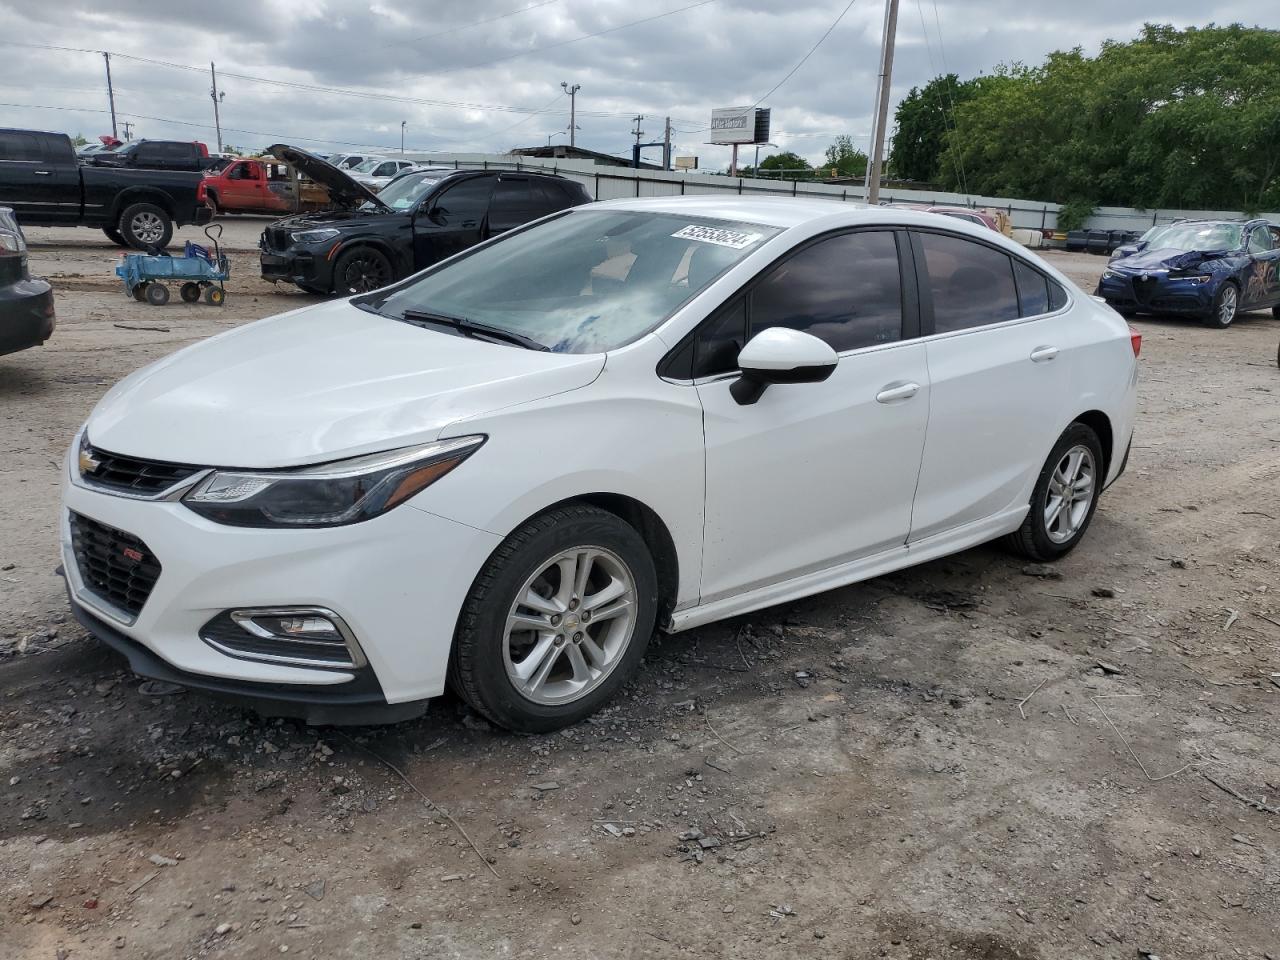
[0, 207, 55, 357]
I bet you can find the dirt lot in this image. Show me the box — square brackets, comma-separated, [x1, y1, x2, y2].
[2, 222, 1278, 960]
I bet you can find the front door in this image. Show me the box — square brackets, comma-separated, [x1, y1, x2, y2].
[0, 132, 79, 223]
[696, 229, 930, 603]
[906, 229, 1073, 542]
[1243, 224, 1280, 308]
[412, 175, 495, 269]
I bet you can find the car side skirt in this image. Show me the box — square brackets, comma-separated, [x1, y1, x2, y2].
[667, 505, 1027, 633]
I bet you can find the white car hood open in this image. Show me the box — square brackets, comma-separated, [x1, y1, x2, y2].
[86, 299, 604, 468]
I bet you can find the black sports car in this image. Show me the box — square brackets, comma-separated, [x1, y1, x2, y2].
[0, 206, 55, 358]
[1097, 219, 1280, 328]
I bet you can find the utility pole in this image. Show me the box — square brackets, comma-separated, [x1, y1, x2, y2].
[102, 52, 118, 139]
[560, 81, 580, 148]
[400, 121, 406, 154]
[866, 0, 899, 204]
[209, 62, 225, 153]
[663, 116, 672, 171]
[122, 121, 133, 141]
[631, 115, 645, 147]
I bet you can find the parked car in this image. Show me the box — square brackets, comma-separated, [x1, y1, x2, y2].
[1097, 219, 1280, 327]
[326, 153, 379, 171]
[0, 129, 213, 249]
[77, 135, 122, 161]
[350, 158, 422, 192]
[887, 203, 1003, 232]
[258, 145, 589, 295]
[1108, 224, 1170, 262]
[92, 139, 212, 172]
[0, 206, 55, 358]
[63, 197, 1137, 730]
[203, 157, 331, 215]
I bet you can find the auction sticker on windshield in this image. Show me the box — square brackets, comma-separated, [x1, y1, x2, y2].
[672, 224, 762, 249]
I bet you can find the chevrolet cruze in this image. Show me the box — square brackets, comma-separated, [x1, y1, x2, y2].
[62, 196, 1139, 731]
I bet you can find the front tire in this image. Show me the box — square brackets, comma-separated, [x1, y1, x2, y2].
[1005, 422, 1104, 562]
[449, 505, 658, 733]
[331, 246, 393, 295]
[119, 202, 173, 250]
[1204, 282, 1238, 328]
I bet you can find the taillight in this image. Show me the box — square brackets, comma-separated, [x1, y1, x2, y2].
[196, 181, 207, 203]
[1129, 325, 1142, 357]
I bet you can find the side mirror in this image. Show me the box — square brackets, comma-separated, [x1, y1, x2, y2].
[425, 205, 446, 225]
[730, 327, 838, 405]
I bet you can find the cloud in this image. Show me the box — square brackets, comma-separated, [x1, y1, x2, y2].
[0, 0, 1272, 168]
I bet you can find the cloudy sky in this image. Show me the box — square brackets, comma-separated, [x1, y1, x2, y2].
[0, 0, 1273, 169]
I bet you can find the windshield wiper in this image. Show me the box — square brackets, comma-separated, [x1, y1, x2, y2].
[400, 309, 549, 351]
[400, 309, 548, 351]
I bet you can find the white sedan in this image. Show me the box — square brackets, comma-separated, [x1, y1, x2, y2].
[349, 157, 424, 192]
[61, 197, 1138, 731]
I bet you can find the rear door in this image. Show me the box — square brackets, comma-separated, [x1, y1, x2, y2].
[0, 132, 79, 223]
[488, 175, 556, 236]
[413, 174, 494, 268]
[1243, 224, 1280, 308]
[906, 229, 1073, 542]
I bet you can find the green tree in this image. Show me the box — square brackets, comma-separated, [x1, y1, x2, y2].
[757, 151, 812, 179]
[72, 133, 88, 147]
[888, 73, 976, 183]
[822, 135, 869, 177]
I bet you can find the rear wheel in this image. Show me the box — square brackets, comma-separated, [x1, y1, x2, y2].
[449, 505, 657, 733]
[180, 282, 201, 303]
[119, 202, 173, 250]
[1005, 422, 1104, 562]
[332, 247, 393, 295]
[1204, 282, 1238, 328]
[131, 284, 148, 302]
[144, 283, 170, 306]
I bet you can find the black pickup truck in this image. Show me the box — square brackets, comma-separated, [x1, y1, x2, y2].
[0, 129, 212, 249]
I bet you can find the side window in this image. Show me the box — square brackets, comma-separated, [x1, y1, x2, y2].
[1012, 259, 1050, 317]
[375, 161, 398, 177]
[1047, 277, 1068, 311]
[1270, 227, 1280, 247]
[0, 132, 43, 161]
[693, 297, 747, 378]
[1247, 228, 1273, 254]
[536, 180, 576, 213]
[135, 144, 164, 166]
[917, 231, 1019, 333]
[749, 231, 903, 353]
[489, 178, 542, 231]
[431, 177, 494, 227]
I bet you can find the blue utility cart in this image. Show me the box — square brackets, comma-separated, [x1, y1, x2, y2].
[115, 224, 229, 306]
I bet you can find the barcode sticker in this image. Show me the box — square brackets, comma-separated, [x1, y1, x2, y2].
[672, 225, 762, 249]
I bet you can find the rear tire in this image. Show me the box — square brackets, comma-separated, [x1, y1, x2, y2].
[1204, 282, 1238, 328]
[119, 202, 173, 250]
[449, 505, 658, 733]
[1004, 422, 1105, 562]
[144, 283, 170, 306]
[180, 282, 201, 303]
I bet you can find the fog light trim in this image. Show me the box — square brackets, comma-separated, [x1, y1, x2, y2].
[200, 606, 368, 671]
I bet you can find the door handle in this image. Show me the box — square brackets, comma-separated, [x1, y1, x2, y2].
[1030, 345, 1059, 363]
[876, 381, 920, 403]
[34, 170, 51, 176]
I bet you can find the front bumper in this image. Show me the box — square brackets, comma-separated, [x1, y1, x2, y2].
[1096, 272, 1215, 315]
[260, 245, 333, 289]
[61, 459, 503, 711]
[0, 277, 55, 357]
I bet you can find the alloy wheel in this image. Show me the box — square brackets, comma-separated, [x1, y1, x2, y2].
[1218, 285, 1237, 326]
[131, 211, 164, 244]
[342, 256, 390, 293]
[1044, 445, 1096, 544]
[503, 546, 638, 706]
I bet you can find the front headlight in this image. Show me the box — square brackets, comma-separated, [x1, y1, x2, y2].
[289, 228, 340, 244]
[1101, 271, 1119, 281]
[1176, 274, 1212, 284]
[182, 436, 484, 528]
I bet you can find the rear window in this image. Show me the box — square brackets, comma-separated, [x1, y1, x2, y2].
[917, 231, 1019, 334]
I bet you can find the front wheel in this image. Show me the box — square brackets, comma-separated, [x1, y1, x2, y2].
[118, 201, 173, 250]
[1204, 282, 1238, 329]
[144, 283, 170, 306]
[332, 246, 393, 295]
[449, 505, 658, 733]
[1005, 422, 1104, 562]
[180, 282, 201, 303]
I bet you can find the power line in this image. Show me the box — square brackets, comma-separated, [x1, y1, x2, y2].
[752, 0, 860, 108]
[397, 0, 564, 45]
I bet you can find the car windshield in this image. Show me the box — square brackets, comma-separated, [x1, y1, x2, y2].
[1149, 223, 1243, 252]
[364, 171, 443, 211]
[372, 210, 781, 353]
[353, 157, 387, 173]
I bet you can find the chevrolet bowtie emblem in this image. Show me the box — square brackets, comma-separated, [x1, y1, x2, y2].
[78, 448, 102, 475]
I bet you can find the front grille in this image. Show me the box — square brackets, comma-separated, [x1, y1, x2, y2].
[199, 612, 359, 668]
[1131, 277, 1159, 304]
[262, 226, 291, 251]
[82, 445, 202, 497]
[69, 512, 161, 618]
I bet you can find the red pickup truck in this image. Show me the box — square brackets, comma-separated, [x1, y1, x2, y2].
[202, 158, 330, 215]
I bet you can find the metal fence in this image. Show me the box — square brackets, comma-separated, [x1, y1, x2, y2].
[406, 152, 1280, 235]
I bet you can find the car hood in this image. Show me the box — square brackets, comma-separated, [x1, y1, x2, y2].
[1111, 246, 1234, 273]
[270, 208, 405, 232]
[85, 300, 605, 468]
[266, 144, 388, 212]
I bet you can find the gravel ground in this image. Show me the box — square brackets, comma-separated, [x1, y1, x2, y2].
[2, 223, 1278, 960]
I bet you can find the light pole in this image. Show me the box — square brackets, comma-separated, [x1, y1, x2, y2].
[560, 81, 580, 148]
[400, 121, 406, 155]
[753, 141, 777, 175]
[547, 131, 565, 147]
